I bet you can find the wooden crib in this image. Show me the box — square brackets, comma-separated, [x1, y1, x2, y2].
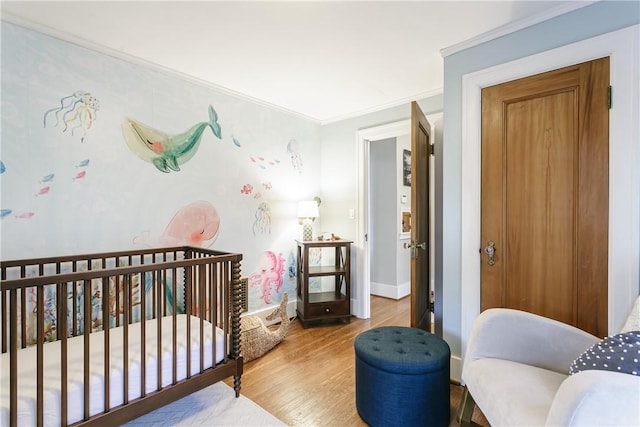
[0, 246, 243, 426]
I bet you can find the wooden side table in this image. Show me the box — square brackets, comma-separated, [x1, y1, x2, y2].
[296, 239, 352, 327]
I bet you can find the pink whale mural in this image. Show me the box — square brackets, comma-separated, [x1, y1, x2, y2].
[134, 200, 220, 248]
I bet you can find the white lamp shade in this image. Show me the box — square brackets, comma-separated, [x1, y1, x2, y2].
[297, 201, 319, 219]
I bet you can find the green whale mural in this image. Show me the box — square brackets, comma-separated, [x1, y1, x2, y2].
[122, 105, 222, 173]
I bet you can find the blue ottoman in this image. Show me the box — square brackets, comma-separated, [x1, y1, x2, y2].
[354, 326, 450, 427]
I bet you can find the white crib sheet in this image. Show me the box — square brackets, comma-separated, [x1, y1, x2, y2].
[0, 314, 226, 426]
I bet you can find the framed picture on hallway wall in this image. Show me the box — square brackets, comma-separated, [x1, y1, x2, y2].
[403, 149, 411, 186]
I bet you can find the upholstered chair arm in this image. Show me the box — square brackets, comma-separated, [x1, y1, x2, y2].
[463, 309, 600, 375]
[545, 370, 640, 426]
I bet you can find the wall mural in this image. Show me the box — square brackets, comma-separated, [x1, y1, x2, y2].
[43, 91, 100, 143]
[2, 22, 321, 316]
[287, 139, 303, 173]
[134, 200, 220, 248]
[121, 105, 223, 173]
[249, 250, 286, 305]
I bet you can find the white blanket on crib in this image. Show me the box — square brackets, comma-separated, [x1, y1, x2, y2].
[0, 314, 226, 426]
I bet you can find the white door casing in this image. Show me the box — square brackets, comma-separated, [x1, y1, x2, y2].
[460, 25, 639, 365]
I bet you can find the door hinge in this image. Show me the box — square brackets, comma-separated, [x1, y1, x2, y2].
[429, 301, 435, 313]
[608, 85, 612, 109]
[429, 144, 435, 156]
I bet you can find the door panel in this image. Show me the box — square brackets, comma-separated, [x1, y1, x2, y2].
[481, 58, 609, 337]
[410, 101, 432, 331]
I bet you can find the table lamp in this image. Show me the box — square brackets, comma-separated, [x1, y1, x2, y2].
[297, 200, 319, 241]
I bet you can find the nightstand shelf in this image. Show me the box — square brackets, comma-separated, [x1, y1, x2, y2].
[296, 239, 352, 328]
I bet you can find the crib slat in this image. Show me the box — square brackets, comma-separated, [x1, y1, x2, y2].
[186, 266, 192, 379]
[102, 276, 110, 413]
[199, 264, 206, 373]
[9, 289, 17, 427]
[156, 269, 162, 389]
[172, 283, 177, 385]
[123, 273, 130, 404]
[140, 272, 146, 398]
[210, 263, 216, 367]
[36, 285, 44, 427]
[1, 288, 6, 354]
[83, 279, 91, 421]
[20, 267, 26, 348]
[58, 282, 68, 427]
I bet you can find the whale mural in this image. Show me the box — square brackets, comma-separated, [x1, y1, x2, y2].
[122, 105, 222, 173]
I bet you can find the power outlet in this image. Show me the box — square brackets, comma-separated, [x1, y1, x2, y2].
[348, 208, 355, 219]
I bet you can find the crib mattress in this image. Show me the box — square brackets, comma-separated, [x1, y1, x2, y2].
[0, 314, 226, 426]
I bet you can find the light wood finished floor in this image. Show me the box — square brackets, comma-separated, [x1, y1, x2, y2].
[226, 296, 489, 426]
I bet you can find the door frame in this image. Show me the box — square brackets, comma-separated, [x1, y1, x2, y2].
[461, 25, 639, 358]
[354, 113, 440, 319]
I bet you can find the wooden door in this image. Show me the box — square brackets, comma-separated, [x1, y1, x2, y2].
[481, 58, 609, 337]
[410, 101, 432, 331]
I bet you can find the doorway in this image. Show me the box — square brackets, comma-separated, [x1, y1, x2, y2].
[354, 112, 441, 322]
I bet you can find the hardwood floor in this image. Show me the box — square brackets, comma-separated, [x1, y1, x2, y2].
[226, 296, 489, 426]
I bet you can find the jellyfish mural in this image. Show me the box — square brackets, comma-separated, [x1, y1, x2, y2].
[122, 105, 222, 173]
[249, 251, 286, 305]
[286, 139, 303, 173]
[253, 202, 272, 235]
[43, 91, 100, 143]
[134, 201, 221, 248]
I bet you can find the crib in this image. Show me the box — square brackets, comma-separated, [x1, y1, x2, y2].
[0, 246, 243, 426]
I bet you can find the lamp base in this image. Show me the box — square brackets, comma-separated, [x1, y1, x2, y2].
[302, 223, 313, 241]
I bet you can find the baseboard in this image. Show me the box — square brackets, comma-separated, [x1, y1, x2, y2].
[371, 281, 411, 300]
[450, 355, 462, 383]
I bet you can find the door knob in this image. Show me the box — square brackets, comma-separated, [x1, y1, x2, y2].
[403, 241, 426, 250]
[484, 241, 496, 266]
[404, 241, 427, 259]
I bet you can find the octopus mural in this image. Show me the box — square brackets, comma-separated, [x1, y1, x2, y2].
[134, 201, 220, 248]
[249, 251, 286, 305]
[43, 91, 100, 143]
[122, 105, 222, 173]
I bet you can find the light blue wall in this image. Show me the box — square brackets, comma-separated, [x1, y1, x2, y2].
[440, 1, 640, 358]
[1, 22, 322, 313]
[370, 138, 397, 286]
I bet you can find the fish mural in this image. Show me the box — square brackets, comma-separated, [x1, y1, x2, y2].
[40, 173, 55, 183]
[122, 105, 222, 173]
[0, 161, 5, 174]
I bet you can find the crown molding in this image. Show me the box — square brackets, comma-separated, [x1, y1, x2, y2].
[441, 1, 596, 58]
[320, 87, 443, 126]
[1, 12, 323, 125]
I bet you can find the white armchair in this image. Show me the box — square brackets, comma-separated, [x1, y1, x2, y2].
[458, 298, 640, 426]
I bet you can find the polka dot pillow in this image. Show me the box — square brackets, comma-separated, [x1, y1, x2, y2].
[570, 331, 640, 376]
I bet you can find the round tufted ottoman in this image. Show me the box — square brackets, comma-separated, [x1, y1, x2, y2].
[354, 326, 450, 427]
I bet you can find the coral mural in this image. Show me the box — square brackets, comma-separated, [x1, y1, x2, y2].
[121, 105, 223, 173]
[16, 263, 178, 347]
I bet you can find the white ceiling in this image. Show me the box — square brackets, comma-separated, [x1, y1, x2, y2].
[1, 1, 591, 123]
